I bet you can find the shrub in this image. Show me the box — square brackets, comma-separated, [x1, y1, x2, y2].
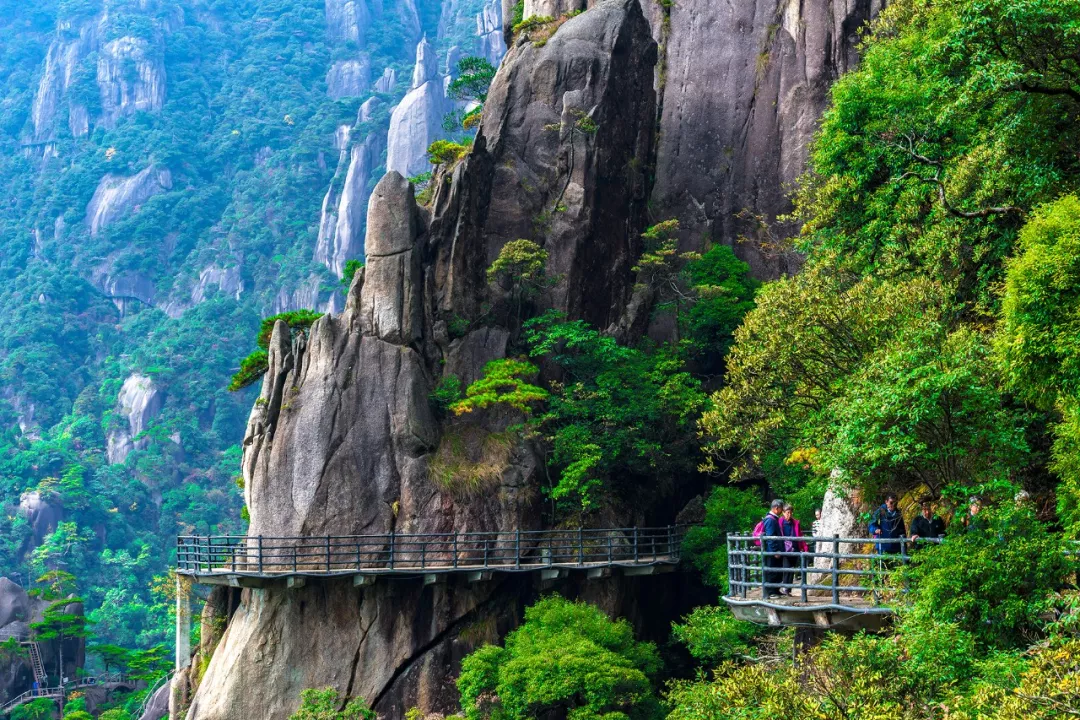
[289, 688, 375, 720]
[458, 597, 663, 720]
[427, 139, 469, 167]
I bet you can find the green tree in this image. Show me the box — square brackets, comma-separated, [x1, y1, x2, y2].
[229, 310, 323, 391]
[458, 597, 663, 720]
[682, 244, 759, 372]
[288, 689, 375, 720]
[10, 699, 56, 720]
[524, 312, 707, 510]
[895, 506, 1069, 649]
[340, 260, 364, 290]
[451, 359, 548, 416]
[486, 239, 550, 330]
[446, 56, 497, 131]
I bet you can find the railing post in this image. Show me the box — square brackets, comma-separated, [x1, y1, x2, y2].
[515, 529, 521, 569]
[832, 535, 840, 605]
[483, 537, 489, 567]
[258, 535, 264, 574]
[577, 527, 584, 565]
[356, 539, 361, 569]
[633, 527, 639, 563]
[740, 538, 747, 599]
[421, 539, 426, 569]
[800, 547, 807, 603]
[760, 539, 767, 599]
[607, 533, 612, 564]
[389, 532, 395, 570]
[454, 534, 459, 569]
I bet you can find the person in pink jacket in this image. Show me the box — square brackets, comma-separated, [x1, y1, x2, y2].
[779, 503, 809, 595]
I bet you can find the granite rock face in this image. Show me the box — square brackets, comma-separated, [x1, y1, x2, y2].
[86, 166, 173, 237]
[651, 0, 884, 278]
[186, 4, 657, 718]
[107, 374, 166, 465]
[386, 38, 452, 179]
[97, 35, 167, 127]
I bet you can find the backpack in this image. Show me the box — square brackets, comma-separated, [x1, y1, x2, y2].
[752, 518, 767, 547]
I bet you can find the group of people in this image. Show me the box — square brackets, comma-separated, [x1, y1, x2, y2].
[756, 493, 986, 599]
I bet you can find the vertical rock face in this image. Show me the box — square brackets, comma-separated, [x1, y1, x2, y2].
[17, 492, 63, 553]
[315, 99, 386, 276]
[437, 0, 657, 328]
[327, 57, 372, 99]
[97, 36, 167, 128]
[31, 24, 100, 142]
[325, 0, 370, 45]
[524, 0, 591, 20]
[476, 0, 506, 64]
[86, 165, 173, 236]
[187, 4, 657, 719]
[651, 0, 883, 277]
[106, 373, 165, 465]
[386, 38, 451, 178]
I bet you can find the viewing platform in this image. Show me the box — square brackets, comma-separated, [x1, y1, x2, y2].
[176, 526, 684, 589]
[723, 534, 932, 631]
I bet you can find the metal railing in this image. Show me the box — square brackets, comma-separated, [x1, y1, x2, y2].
[177, 526, 684, 577]
[0, 627, 27, 643]
[0, 674, 135, 714]
[726, 534, 941, 608]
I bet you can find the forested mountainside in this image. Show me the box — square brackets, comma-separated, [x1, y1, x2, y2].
[0, 0, 498, 651]
[2, 0, 1080, 719]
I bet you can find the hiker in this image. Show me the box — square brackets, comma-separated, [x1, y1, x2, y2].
[869, 493, 906, 555]
[780, 503, 809, 594]
[962, 495, 983, 533]
[760, 499, 785, 598]
[909, 500, 945, 546]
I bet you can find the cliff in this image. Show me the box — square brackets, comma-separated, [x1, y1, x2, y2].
[184, 3, 658, 717]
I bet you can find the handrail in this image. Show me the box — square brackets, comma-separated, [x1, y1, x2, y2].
[136, 671, 173, 718]
[724, 534, 941, 607]
[0, 675, 135, 714]
[176, 526, 685, 577]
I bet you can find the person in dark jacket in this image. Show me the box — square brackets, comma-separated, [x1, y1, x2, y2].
[869, 493, 906, 555]
[909, 500, 946, 546]
[762, 499, 785, 598]
[780, 503, 809, 594]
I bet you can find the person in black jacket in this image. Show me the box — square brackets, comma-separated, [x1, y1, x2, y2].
[762, 499, 785, 598]
[869, 493, 906, 555]
[909, 500, 945, 546]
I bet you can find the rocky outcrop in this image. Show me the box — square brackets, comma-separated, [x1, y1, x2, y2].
[107, 374, 165, 465]
[86, 165, 173, 236]
[476, 0, 506, 65]
[327, 57, 371, 99]
[17, 492, 63, 554]
[374, 67, 397, 93]
[0, 579, 87, 703]
[187, 4, 657, 718]
[524, 0, 590, 19]
[651, 0, 883, 277]
[97, 35, 167, 128]
[386, 38, 451, 178]
[190, 264, 244, 305]
[314, 100, 385, 276]
[31, 24, 99, 142]
[325, 0, 369, 46]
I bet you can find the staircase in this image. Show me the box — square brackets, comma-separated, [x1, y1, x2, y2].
[25, 641, 46, 685]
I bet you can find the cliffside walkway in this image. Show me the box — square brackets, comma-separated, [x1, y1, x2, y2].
[722, 534, 939, 631]
[0, 675, 137, 716]
[176, 526, 683, 587]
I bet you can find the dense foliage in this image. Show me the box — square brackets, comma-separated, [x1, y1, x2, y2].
[0, 0, 496, 689]
[458, 597, 663, 720]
